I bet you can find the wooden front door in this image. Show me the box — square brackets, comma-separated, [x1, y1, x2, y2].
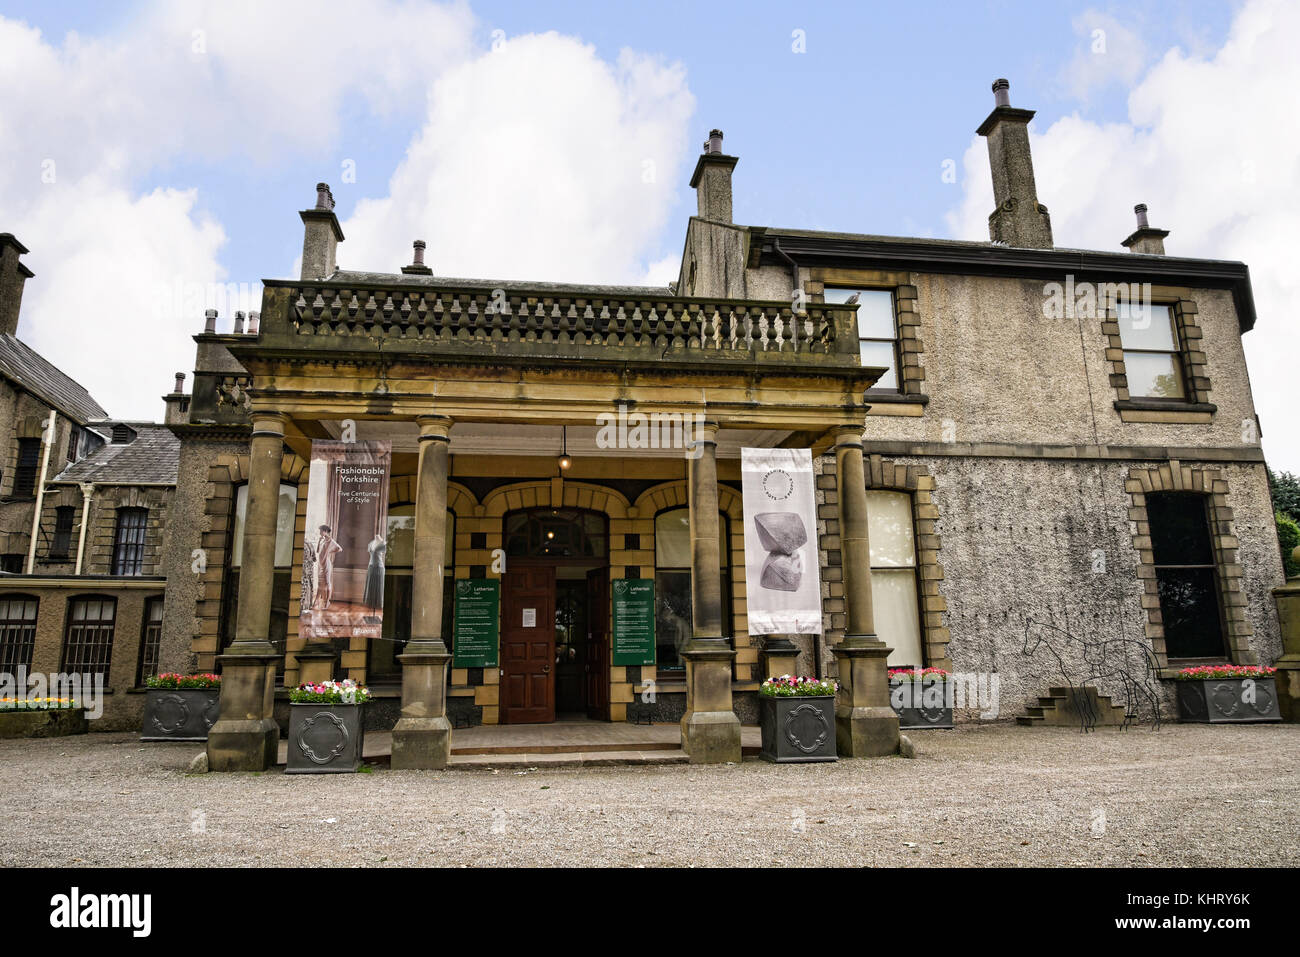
[501, 565, 556, 724]
[585, 568, 610, 720]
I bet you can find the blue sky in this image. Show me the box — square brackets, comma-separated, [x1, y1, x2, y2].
[2, 0, 1296, 469]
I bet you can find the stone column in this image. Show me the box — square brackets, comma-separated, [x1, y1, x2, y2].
[391, 415, 454, 769]
[679, 420, 741, 763]
[1273, 545, 1300, 722]
[761, 635, 800, 680]
[830, 425, 900, 756]
[207, 411, 287, 772]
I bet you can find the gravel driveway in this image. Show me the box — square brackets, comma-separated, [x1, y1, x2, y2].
[2, 722, 1296, 867]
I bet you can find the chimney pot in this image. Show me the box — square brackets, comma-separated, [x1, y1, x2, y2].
[1134, 203, 1150, 227]
[233, 310, 245, 334]
[689, 129, 738, 223]
[1122, 203, 1168, 254]
[203, 308, 218, 334]
[173, 372, 186, 394]
[248, 310, 260, 334]
[706, 129, 724, 155]
[992, 78, 1011, 108]
[413, 240, 426, 265]
[315, 182, 334, 210]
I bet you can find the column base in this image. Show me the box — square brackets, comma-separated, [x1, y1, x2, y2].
[207, 647, 279, 772]
[681, 710, 741, 764]
[832, 635, 900, 758]
[1274, 658, 1300, 723]
[208, 719, 280, 772]
[835, 705, 900, 757]
[391, 716, 453, 770]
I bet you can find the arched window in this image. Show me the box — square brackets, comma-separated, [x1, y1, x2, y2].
[865, 490, 924, 667]
[367, 504, 456, 680]
[221, 482, 299, 656]
[653, 507, 731, 673]
[0, 595, 38, 674]
[504, 508, 607, 559]
[61, 595, 117, 678]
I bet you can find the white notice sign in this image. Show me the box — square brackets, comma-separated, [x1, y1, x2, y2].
[522, 608, 537, 628]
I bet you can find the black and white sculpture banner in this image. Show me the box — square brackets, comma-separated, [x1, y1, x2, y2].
[741, 447, 823, 635]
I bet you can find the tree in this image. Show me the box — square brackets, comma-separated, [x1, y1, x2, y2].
[1268, 467, 1300, 522]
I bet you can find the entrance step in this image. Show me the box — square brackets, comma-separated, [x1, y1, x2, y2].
[448, 749, 689, 769]
[451, 741, 682, 756]
[1017, 685, 1129, 727]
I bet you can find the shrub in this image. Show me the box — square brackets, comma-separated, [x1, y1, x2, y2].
[1277, 510, 1300, 578]
[760, 675, 837, 697]
[146, 672, 221, 689]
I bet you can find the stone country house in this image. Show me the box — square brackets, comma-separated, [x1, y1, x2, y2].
[0, 80, 1290, 762]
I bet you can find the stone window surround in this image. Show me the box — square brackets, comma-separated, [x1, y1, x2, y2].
[806, 268, 927, 408]
[1124, 459, 1253, 675]
[1104, 290, 1215, 423]
[818, 453, 950, 671]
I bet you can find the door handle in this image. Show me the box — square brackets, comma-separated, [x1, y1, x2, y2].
[542, 664, 550, 673]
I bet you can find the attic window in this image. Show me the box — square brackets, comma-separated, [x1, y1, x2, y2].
[111, 424, 135, 444]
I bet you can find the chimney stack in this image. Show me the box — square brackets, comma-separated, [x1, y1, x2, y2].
[401, 239, 433, 276]
[976, 80, 1053, 248]
[299, 182, 345, 280]
[1121, 203, 1169, 255]
[248, 310, 260, 335]
[203, 308, 218, 334]
[0, 234, 34, 338]
[689, 129, 738, 224]
[162, 372, 189, 426]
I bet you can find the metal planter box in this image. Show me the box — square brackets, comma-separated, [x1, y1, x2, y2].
[1176, 677, 1281, 724]
[141, 688, 221, 741]
[889, 678, 954, 730]
[287, 703, 366, 773]
[759, 694, 837, 763]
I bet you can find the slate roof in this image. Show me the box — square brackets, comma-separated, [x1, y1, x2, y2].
[50, 422, 179, 486]
[0, 333, 108, 424]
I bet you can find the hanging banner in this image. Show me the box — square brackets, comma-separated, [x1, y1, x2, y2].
[612, 578, 656, 666]
[300, 440, 392, 644]
[741, 447, 823, 635]
[453, 579, 500, 668]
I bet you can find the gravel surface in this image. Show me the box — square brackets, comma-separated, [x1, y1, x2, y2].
[2, 722, 1296, 867]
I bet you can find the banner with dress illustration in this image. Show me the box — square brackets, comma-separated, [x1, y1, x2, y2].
[300, 440, 392, 644]
[740, 447, 823, 635]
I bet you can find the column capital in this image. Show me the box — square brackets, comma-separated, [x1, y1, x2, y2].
[833, 424, 865, 448]
[415, 414, 453, 441]
[249, 410, 289, 436]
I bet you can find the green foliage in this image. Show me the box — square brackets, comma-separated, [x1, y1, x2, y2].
[1277, 510, 1300, 579]
[1268, 467, 1300, 522]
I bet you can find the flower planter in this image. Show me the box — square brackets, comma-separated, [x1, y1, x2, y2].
[889, 678, 954, 730]
[287, 702, 366, 773]
[1176, 677, 1281, 723]
[141, 688, 221, 741]
[759, 694, 837, 763]
[0, 707, 87, 739]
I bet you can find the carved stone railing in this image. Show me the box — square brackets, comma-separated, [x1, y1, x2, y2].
[260, 282, 861, 367]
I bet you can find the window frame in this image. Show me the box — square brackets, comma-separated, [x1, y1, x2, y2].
[50, 505, 76, 559]
[1146, 491, 1231, 663]
[60, 594, 118, 679]
[0, 594, 39, 675]
[824, 285, 901, 394]
[12, 437, 41, 498]
[864, 488, 927, 669]
[111, 506, 149, 576]
[652, 506, 733, 675]
[136, 594, 165, 686]
[1116, 301, 1189, 402]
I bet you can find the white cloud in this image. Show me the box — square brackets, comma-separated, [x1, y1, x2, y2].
[947, 0, 1300, 471]
[1059, 10, 1149, 103]
[340, 33, 694, 285]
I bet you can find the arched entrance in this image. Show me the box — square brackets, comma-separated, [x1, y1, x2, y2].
[499, 508, 609, 723]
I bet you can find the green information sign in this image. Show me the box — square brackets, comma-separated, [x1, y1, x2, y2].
[452, 579, 500, 668]
[612, 578, 655, 666]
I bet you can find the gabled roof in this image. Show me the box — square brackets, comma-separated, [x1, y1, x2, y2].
[50, 423, 179, 486]
[0, 333, 108, 424]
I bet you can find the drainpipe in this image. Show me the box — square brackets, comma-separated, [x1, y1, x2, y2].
[74, 482, 94, 575]
[24, 409, 56, 574]
[772, 237, 802, 303]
